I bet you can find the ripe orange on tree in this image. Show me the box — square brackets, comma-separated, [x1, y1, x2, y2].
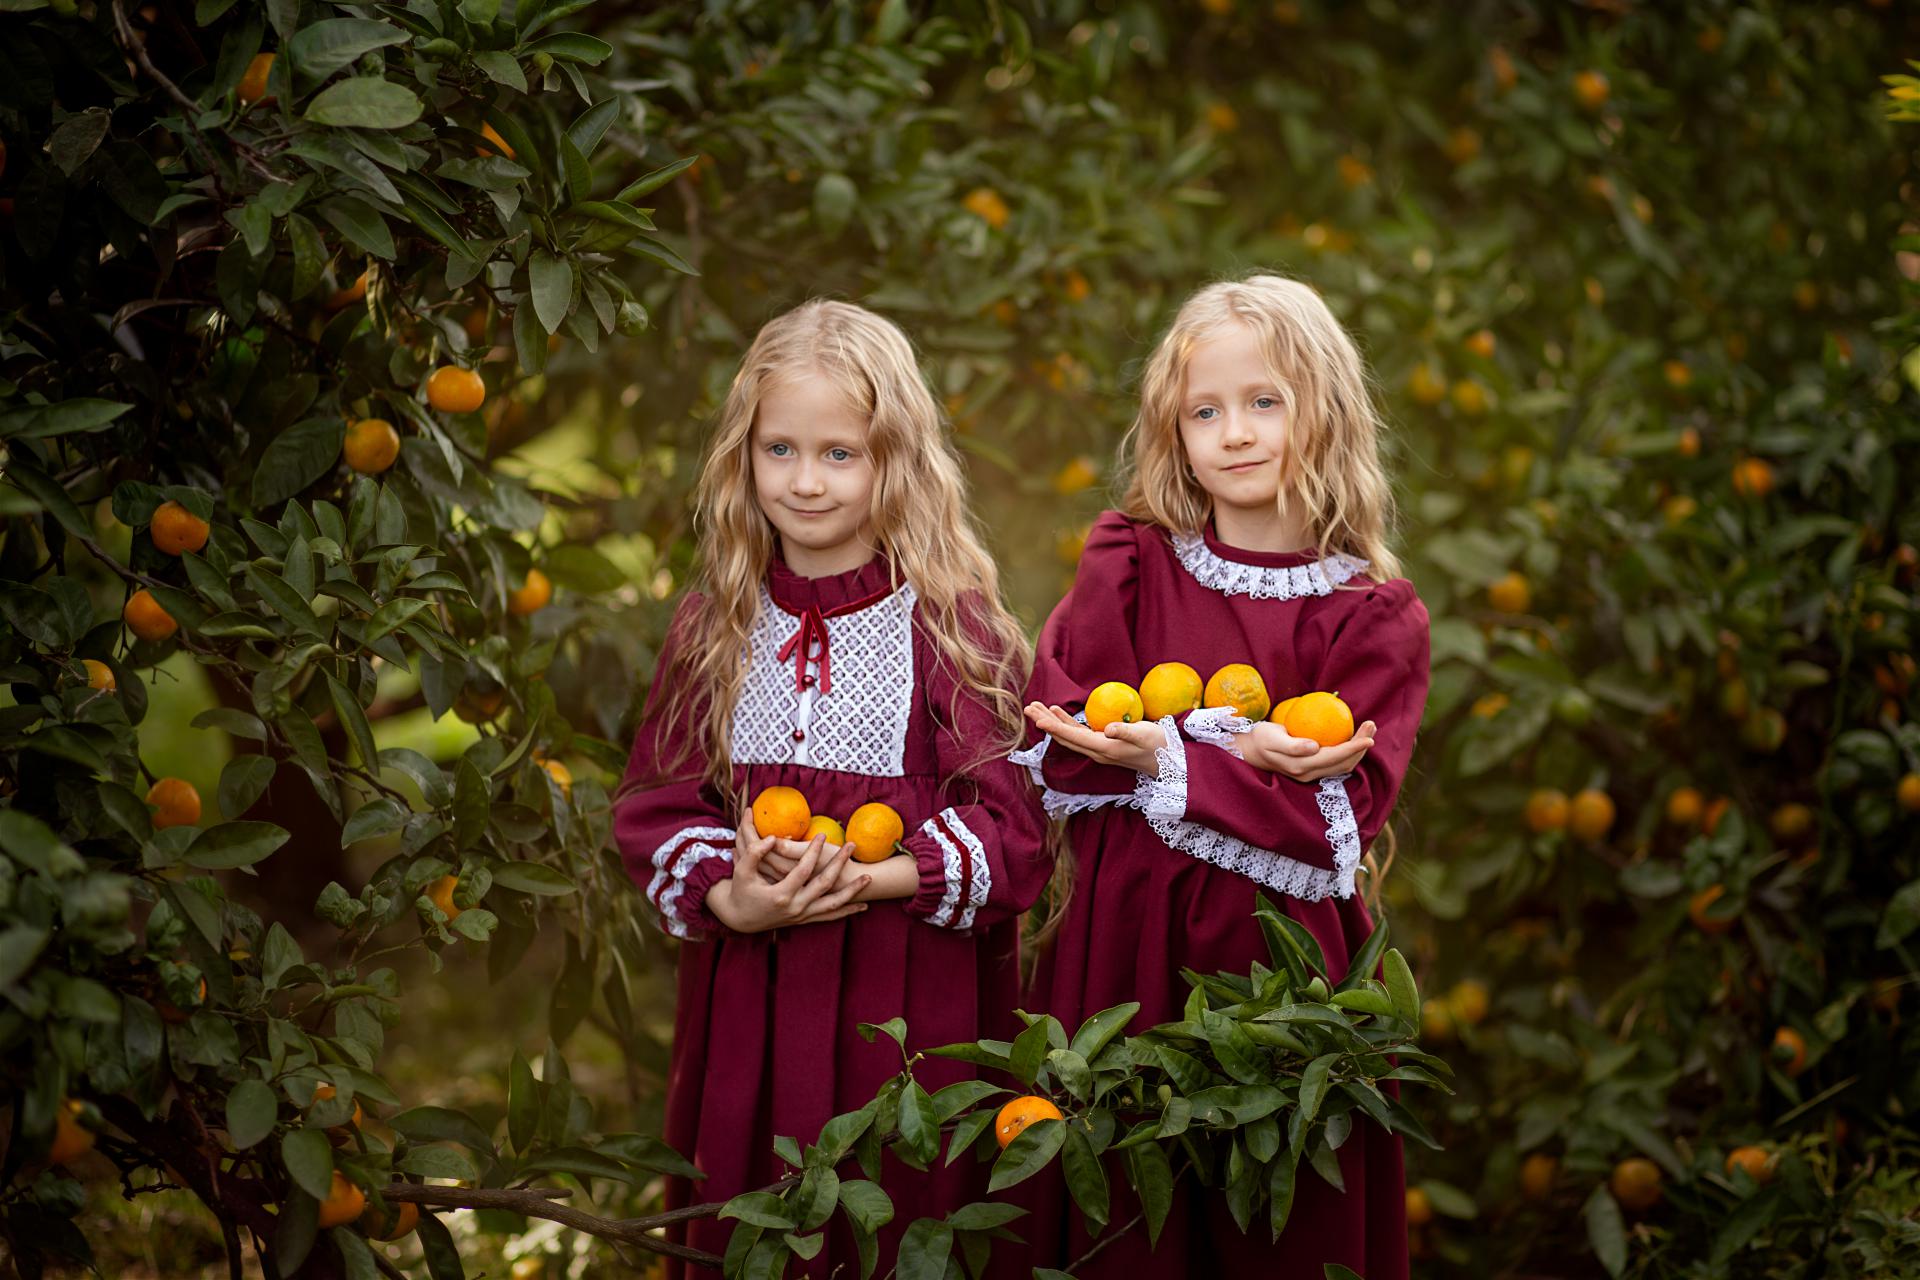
[963, 187, 1010, 230]
[1772, 1026, 1808, 1075]
[1085, 681, 1144, 731]
[426, 366, 486, 413]
[1519, 1152, 1557, 1201]
[1052, 456, 1098, 495]
[121, 594, 178, 644]
[310, 1082, 364, 1133]
[1487, 571, 1531, 614]
[150, 500, 209, 555]
[477, 122, 515, 159]
[846, 803, 905, 864]
[1408, 363, 1447, 406]
[1724, 1145, 1775, 1184]
[454, 685, 504, 723]
[1204, 664, 1271, 722]
[1610, 1157, 1662, 1211]
[1464, 329, 1496, 359]
[344, 418, 401, 475]
[1731, 456, 1775, 499]
[157, 976, 208, 1024]
[326, 269, 369, 310]
[238, 52, 274, 105]
[1769, 802, 1813, 840]
[147, 777, 201, 829]
[48, 1099, 93, 1165]
[360, 1197, 420, 1241]
[83, 659, 116, 692]
[1139, 663, 1203, 720]
[1678, 425, 1701, 456]
[1574, 69, 1610, 112]
[994, 1095, 1062, 1148]
[1689, 885, 1734, 934]
[1405, 1186, 1433, 1227]
[426, 875, 463, 922]
[1284, 691, 1354, 747]
[752, 786, 812, 840]
[508, 568, 553, 616]
[1524, 788, 1569, 834]
[317, 1170, 367, 1228]
[536, 757, 573, 798]
[1665, 786, 1704, 827]
[1568, 789, 1616, 841]
[1897, 772, 1920, 813]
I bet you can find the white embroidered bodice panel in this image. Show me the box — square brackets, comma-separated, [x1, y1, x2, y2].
[730, 583, 919, 776]
[1169, 532, 1370, 600]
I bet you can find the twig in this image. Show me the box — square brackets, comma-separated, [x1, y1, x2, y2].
[376, 1181, 745, 1267]
[1067, 1208, 1146, 1271]
[110, 0, 285, 188]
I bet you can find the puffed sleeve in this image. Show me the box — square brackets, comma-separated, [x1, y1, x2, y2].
[900, 594, 1053, 933]
[1130, 579, 1431, 902]
[1008, 511, 1152, 818]
[612, 595, 738, 940]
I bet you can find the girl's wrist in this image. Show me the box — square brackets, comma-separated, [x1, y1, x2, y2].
[853, 855, 920, 902]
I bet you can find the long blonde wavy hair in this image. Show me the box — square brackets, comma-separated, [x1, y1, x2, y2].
[629, 299, 1031, 807]
[1117, 272, 1402, 581]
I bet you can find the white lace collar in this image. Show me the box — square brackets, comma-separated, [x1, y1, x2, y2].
[1169, 531, 1369, 601]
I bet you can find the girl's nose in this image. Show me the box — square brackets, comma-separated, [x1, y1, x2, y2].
[1220, 410, 1255, 446]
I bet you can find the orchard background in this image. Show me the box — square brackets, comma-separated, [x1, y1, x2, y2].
[2, 0, 1918, 1277]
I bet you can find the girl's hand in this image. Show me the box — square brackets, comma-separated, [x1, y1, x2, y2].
[760, 834, 852, 885]
[709, 823, 870, 933]
[1235, 719, 1377, 782]
[1025, 702, 1166, 776]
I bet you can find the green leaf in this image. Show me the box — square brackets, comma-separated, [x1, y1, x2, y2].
[253, 418, 347, 508]
[490, 862, 577, 895]
[813, 173, 857, 235]
[521, 31, 612, 64]
[186, 822, 291, 870]
[317, 198, 396, 260]
[720, 1191, 795, 1230]
[1129, 1142, 1174, 1246]
[508, 1050, 538, 1155]
[1382, 949, 1419, 1024]
[227, 1079, 279, 1149]
[1068, 1002, 1139, 1063]
[218, 755, 276, 820]
[1009, 1017, 1051, 1086]
[1269, 1154, 1298, 1239]
[326, 673, 379, 771]
[895, 1218, 953, 1280]
[398, 1145, 479, 1182]
[1061, 1123, 1109, 1228]
[390, 1105, 496, 1154]
[615, 155, 698, 203]
[288, 19, 407, 77]
[471, 49, 527, 92]
[0, 398, 130, 440]
[1585, 1183, 1628, 1277]
[987, 1118, 1064, 1192]
[837, 1179, 894, 1234]
[281, 1127, 335, 1200]
[566, 97, 620, 159]
[305, 78, 424, 129]
[528, 250, 574, 334]
[898, 1082, 939, 1165]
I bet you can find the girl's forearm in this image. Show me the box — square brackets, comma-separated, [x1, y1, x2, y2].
[851, 855, 921, 902]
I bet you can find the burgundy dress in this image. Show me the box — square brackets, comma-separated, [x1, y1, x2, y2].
[1015, 511, 1431, 1280]
[613, 553, 1051, 1278]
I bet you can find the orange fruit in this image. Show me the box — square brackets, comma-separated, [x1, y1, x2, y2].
[1665, 787, 1704, 827]
[326, 269, 369, 310]
[426, 875, 462, 922]
[1420, 999, 1455, 1042]
[1271, 694, 1303, 724]
[150, 500, 209, 555]
[317, 1170, 367, 1228]
[1771, 1026, 1807, 1075]
[1063, 269, 1091, 302]
[1284, 691, 1354, 747]
[344, 419, 401, 475]
[1689, 885, 1734, 934]
[147, 778, 201, 829]
[1568, 789, 1616, 841]
[1085, 681, 1145, 731]
[310, 1082, 364, 1131]
[453, 687, 504, 723]
[1450, 379, 1488, 416]
[1139, 663, 1203, 721]
[963, 187, 1010, 230]
[1464, 329, 1496, 359]
[426, 366, 486, 414]
[238, 52, 274, 105]
[1898, 772, 1920, 813]
[1524, 789, 1569, 834]
[1408, 363, 1447, 406]
[1487, 571, 1531, 614]
[49, 1099, 93, 1165]
[846, 802, 906, 863]
[508, 568, 552, 616]
[360, 1197, 420, 1241]
[1204, 664, 1271, 722]
[1469, 691, 1508, 719]
[1663, 495, 1698, 527]
[1724, 1146, 1774, 1184]
[1573, 69, 1610, 112]
[1702, 795, 1732, 835]
[1444, 126, 1482, 164]
[1678, 426, 1701, 457]
[1052, 456, 1098, 495]
[510, 1260, 546, 1280]
[1610, 1157, 1662, 1211]
[1489, 45, 1517, 92]
[1663, 360, 1692, 390]
[477, 122, 515, 159]
[1770, 803, 1813, 841]
[537, 758, 572, 798]
[1519, 1152, 1557, 1201]
[806, 815, 846, 847]
[994, 1095, 1063, 1148]
[751, 786, 812, 841]
[1448, 980, 1489, 1026]
[83, 659, 116, 692]
[124, 589, 178, 642]
[1731, 457, 1775, 499]
[1405, 1186, 1433, 1227]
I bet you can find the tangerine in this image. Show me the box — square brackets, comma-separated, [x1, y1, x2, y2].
[994, 1095, 1062, 1148]
[1204, 664, 1271, 722]
[846, 802, 905, 864]
[1139, 663, 1203, 721]
[751, 786, 811, 840]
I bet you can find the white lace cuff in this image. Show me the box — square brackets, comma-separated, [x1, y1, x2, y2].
[1140, 756, 1365, 903]
[1008, 711, 1138, 821]
[1183, 705, 1255, 758]
[646, 825, 736, 939]
[1132, 715, 1188, 821]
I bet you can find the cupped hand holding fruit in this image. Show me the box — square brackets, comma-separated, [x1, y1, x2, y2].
[708, 806, 870, 933]
[1024, 700, 1168, 776]
[1232, 717, 1377, 781]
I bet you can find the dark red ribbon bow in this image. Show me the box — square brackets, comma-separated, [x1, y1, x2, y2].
[777, 604, 831, 695]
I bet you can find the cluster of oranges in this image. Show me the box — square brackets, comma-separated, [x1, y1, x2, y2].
[1522, 786, 1617, 841]
[750, 787, 907, 864]
[1083, 661, 1357, 748]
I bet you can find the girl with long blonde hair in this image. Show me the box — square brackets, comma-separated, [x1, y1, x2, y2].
[612, 299, 1050, 1277]
[1014, 273, 1431, 1280]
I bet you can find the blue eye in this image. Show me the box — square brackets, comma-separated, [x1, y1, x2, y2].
[1255, 396, 1277, 409]
[768, 442, 791, 456]
[1194, 406, 1217, 421]
[829, 448, 852, 462]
